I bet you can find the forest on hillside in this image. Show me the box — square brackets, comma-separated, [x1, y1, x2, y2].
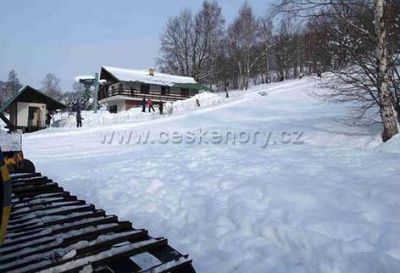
[157, 0, 400, 141]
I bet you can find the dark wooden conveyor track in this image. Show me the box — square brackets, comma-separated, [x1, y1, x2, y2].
[0, 172, 196, 273]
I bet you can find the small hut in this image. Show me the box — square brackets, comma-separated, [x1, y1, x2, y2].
[0, 85, 66, 133]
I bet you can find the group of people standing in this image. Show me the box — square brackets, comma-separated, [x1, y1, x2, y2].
[141, 97, 164, 115]
[70, 96, 185, 128]
[44, 110, 83, 128]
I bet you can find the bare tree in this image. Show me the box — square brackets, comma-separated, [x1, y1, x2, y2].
[388, 1, 400, 120]
[158, 1, 224, 83]
[273, 0, 399, 141]
[41, 73, 62, 100]
[375, 0, 398, 141]
[255, 16, 274, 84]
[193, 0, 225, 84]
[158, 9, 194, 77]
[301, 16, 332, 74]
[272, 17, 302, 80]
[226, 3, 261, 90]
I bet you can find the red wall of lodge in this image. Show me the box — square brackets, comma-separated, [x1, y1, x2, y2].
[125, 100, 141, 110]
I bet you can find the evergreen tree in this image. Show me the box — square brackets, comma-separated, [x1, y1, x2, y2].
[0, 70, 23, 103]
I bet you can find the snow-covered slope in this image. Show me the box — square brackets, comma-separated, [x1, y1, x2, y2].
[23, 78, 400, 273]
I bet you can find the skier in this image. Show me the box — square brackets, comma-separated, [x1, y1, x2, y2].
[141, 97, 146, 112]
[148, 98, 155, 112]
[159, 101, 164, 115]
[195, 99, 200, 107]
[45, 111, 52, 128]
[224, 81, 229, 98]
[76, 111, 83, 128]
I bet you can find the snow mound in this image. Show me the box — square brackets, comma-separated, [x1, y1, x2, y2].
[172, 92, 223, 113]
[376, 134, 400, 153]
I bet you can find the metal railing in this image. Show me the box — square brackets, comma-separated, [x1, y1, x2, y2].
[101, 89, 190, 102]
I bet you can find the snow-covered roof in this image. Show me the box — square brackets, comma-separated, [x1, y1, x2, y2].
[75, 75, 95, 82]
[101, 66, 197, 87]
[75, 76, 107, 86]
[0, 85, 66, 113]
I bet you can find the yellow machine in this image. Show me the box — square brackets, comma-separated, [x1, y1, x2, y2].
[0, 149, 12, 244]
[0, 136, 35, 245]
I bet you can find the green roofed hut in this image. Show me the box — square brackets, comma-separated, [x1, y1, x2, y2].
[98, 66, 209, 113]
[0, 85, 66, 133]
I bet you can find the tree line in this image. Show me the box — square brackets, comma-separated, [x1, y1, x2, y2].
[157, 0, 400, 141]
[157, 1, 321, 91]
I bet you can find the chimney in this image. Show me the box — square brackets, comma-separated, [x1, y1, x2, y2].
[149, 68, 155, 76]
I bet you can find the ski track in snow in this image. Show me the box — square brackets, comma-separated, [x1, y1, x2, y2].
[23, 78, 400, 273]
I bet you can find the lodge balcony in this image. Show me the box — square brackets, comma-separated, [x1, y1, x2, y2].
[98, 87, 192, 103]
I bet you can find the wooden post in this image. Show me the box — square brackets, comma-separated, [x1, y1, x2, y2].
[94, 73, 100, 114]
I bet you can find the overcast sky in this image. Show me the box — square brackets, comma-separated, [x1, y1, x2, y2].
[0, 0, 274, 90]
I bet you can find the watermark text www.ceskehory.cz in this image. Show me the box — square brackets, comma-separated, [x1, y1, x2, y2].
[99, 129, 305, 149]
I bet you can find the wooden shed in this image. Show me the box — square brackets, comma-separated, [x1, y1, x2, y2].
[0, 85, 66, 133]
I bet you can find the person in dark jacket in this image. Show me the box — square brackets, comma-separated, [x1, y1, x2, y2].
[76, 111, 83, 127]
[224, 81, 229, 98]
[142, 97, 146, 112]
[45, 111, 52, 128]
[159, 101, 164, 115]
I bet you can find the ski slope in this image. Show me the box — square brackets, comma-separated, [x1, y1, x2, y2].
[23, 78, 400, 273]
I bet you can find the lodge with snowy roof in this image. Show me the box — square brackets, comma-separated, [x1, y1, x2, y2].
[98, 66, 207, 112]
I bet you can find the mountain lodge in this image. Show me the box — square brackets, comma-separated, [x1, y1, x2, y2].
[98, 66, 207, 112]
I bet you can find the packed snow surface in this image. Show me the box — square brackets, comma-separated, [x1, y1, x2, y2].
[23, 78, 400, 273]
